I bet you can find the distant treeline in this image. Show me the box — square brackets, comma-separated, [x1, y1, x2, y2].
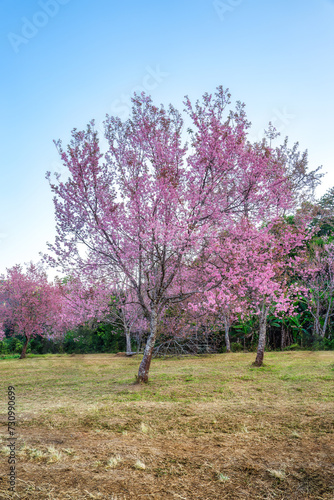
[1, 304, 333, 358]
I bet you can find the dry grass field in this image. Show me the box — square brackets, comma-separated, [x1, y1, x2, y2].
[0, 351, 333, 499]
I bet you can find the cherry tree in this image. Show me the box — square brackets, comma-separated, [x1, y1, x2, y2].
[300, 240, 334, 339]
[55, 274, 111, 328]
[241, 219, 310, 366]
[191, 233, 250, 353]
[188, 293, 237, 353]
[56, 272, 146, 355]
[200, 127, 323, 364]
[0, 263, 68, 358]
[198, 215, 312, 364]
[46, 88, 298, 382]
[106, 289, 145, 356]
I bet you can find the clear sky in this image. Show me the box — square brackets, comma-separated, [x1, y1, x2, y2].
[1, 0, 334, 275]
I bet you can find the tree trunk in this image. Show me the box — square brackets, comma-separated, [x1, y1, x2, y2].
[205, 326, 209, 353]
[254, 305, 269, 367]
[125, 328, 132, 356]
[20, 336, 29, 359]
[280, 323, 286, 351]
[136, 332, 141, 353]
[223, 315, 231, 353]
[315, 296, 321, 336]
[321, 298, 332, 338]
[136, 308, 157, 383]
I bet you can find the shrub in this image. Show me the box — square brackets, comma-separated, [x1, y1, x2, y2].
[284, 343, 300, 351]
[230, 342, 244, 352]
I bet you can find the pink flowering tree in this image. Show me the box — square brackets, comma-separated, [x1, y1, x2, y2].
[55, 274, 111, 328]
[190, 235, 250, 353]
[300, 240, 334, 338]
[56, 272, 146, 355]
[46, 88, 300, 382]
[195, 120, 322, 364]
[187, 292, 239, 353]
[238, 218, 311, 366]
[198, 216, 312, 364]
[106, 289, 144, 356]
[0, 263, 68, 358]
[0, 324, 5, 342]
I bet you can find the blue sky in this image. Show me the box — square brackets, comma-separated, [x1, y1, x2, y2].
[1, 0, 334, 275]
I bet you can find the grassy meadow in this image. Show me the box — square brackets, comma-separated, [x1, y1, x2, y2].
[0, 351, 333, 499]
